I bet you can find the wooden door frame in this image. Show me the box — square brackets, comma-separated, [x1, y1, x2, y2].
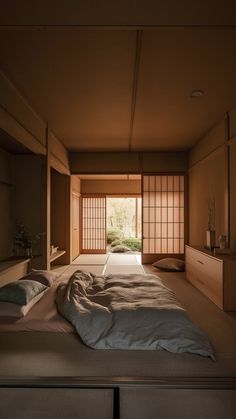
[80, 195, 107, 254]
[72, 192, 80, 261]
[141, 173, 188, 264]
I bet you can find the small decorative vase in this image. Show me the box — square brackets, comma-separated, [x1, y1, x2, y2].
[206, 230, 215, 250]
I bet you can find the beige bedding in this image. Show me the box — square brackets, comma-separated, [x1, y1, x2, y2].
[0, 274, 74, 333]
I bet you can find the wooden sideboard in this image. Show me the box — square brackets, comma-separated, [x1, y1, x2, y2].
[185, 245, 236, 311]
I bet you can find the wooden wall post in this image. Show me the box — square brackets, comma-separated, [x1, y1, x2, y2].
[41, 125, 51, 270]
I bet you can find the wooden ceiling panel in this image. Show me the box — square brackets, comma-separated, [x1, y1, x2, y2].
[1, 0, 236, 26]
[131, 28, 236, 150]
[0, 30, 136, 151]
[1, 28, 236, 152]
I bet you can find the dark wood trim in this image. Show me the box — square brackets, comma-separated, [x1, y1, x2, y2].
[79, 196, 83, 256]
[82, 193, 141, 198]
[41, 125, 51, 270]
[185, 172, 189, 246]
[225, 113, 231, 247]
[113, 387, 120, 419]
[1, 376, 236, 389]
[142, 171, 187, 176]
[65, 175, 71, 264]
[1, 25, 236, 29]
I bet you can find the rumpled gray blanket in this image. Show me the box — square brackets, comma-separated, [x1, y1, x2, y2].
[56, 270, 215, 360]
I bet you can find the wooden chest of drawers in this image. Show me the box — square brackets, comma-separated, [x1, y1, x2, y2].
[185, 246, 236, 311]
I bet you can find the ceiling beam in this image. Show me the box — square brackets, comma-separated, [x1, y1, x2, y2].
[1, 26, 236, 30]
[128, 30, 143, 152]
[1, 1, 236, 27]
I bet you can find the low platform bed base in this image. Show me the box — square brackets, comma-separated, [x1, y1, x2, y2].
[1, 377, 236, 419]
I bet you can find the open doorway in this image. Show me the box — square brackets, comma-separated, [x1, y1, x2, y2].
[76, 174, 142, 256]
[72, 173, 186, 263]
[106, 197, 142, 254]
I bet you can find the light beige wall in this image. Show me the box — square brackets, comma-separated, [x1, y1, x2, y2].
[188, 119, 227, 247]
[189, 145, 226, 246]
[81, 179, 141, 195]
[189, 109, 236, 251]
[0, 148, 13, 259]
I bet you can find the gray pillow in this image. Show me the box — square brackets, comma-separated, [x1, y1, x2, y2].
[152, 258, 185, 272]
[21, 269, 59, 287]
[0, 290, 47, 318]
[0, 280, 47, 305]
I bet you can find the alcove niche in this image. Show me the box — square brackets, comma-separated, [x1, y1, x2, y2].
[50, 167, 70, 266]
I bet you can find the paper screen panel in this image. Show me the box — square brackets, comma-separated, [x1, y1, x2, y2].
[81, 197, 106, 253]
[142, 175, 185, 254]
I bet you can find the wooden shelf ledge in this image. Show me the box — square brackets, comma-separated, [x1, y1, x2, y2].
[50, 250, 66, 263]
[0, 258, 30, 275]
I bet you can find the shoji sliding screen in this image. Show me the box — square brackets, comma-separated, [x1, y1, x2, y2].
[80, 197, 106, 254]
[142, 175, 185, 263]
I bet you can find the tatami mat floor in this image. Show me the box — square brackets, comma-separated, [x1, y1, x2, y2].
[71, 254, 109, 265]
[104, 265, 144, 274]
[53, 253, 143, 275]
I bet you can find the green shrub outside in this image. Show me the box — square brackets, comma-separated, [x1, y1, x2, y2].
[121, 238, 141, 251]
[106, 228, 123, 244]
[111, 239, 122, 247]
[111, 245, 131, 253]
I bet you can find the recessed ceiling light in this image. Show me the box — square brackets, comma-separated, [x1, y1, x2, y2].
[190, 90, 205, 98]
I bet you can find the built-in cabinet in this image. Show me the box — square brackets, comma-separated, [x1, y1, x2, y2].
[0, 388, 113, 419]
[50, 168, 71, 265]
[1, 386, 235, 419]
[120, 387, 236, 419]
[186, 245, 236, 311]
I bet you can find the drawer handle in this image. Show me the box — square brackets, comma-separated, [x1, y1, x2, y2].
[197, 260, 204, 265]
